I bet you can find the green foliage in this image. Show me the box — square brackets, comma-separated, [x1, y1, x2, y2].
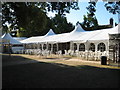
[2, 2, 48, 37]
[2, 2, 78, 37]
[105, 2, 120, 14]
[51, 14, 75, 34]
[2, 1, 120, 37]
[16, 28, 24, 37]
[82, 2, 98, 30]
[46, 2, 79, 16]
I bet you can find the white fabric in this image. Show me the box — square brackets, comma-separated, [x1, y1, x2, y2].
[21, 29, 56, 43]
[21, 36, 44, 43]
[73, 23, 120, 42]
[1, 33, 21, 44]
[40, 24, 86, 43]
[45, 29, 56, 36]
[21, 23, 120, 44]
[13, 37, 27, 41]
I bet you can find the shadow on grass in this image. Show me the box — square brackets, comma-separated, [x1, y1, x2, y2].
[43, 57, 72, 60]
[2, 54, 120, 88]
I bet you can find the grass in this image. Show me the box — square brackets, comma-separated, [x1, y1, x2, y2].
[2, 54, 120, 88]
[15, 54, 120, 69]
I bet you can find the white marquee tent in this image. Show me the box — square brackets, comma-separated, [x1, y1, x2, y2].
[74, 23, 120, 42]
[21, 24, 86, 43]
[20, 23, 120, 61]
[1, 33, 21, 44]
[20, 23, 120, 44]
[21, 29, 56, 43]
[1, 33, 24, 53]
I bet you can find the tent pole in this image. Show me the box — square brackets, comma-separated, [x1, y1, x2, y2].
[39, 43, 41, 59]
[66, 42, 67, 56]
[37, 43, 39, 56]
[77, 43, 79, 60]
[56, 43, 58, 58]
[58, 43, 60, 59]
[85, 41, 88, 61]
[37, 43, 39, 49]
[42, 43, 43, 51]
[78, 43, 80, 59]
[70, 41, 72, 55]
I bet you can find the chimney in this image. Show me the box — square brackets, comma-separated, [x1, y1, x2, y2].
[110, 18, 114, 27]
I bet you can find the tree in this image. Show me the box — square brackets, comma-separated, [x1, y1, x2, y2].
[46, 2, 79, 16]
[42, 16, 55, 35]
[105, 2, 120, 14]
[2, 2, 48, 37]
[51, 14, 74, 34]
[2, 2, 79, 37]
[82, 2, 98, 30]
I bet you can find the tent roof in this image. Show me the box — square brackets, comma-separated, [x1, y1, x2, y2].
[21, 29, 56, 43]
[34, 24, 85, 43]
[109, 23, 120, 34]
[38, 33, 70, 43]
[73, 23, 120, 42]
[88, 24, 120, 41]
[45, 29, 56, 36]
[56, 24, 86, 43]
[70, 24, 85, 34]
[21, 23, 120, 44]
[1, 33, 21, 44]
[13, 37, 27, 41]
[21, 36, 44, 43]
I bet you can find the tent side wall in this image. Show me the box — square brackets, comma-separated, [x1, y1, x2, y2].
[109, 34, 120, 64]
[12, 44, 24, 53]
[20, 24, 120, 62]
[1, 33, 24, 53]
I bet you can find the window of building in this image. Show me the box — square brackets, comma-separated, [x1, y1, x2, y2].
[79, 43, 85, 51]
[89, 43, 95, 52]
[97, 43, 106, 52]
[43, 44, 46, 50]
